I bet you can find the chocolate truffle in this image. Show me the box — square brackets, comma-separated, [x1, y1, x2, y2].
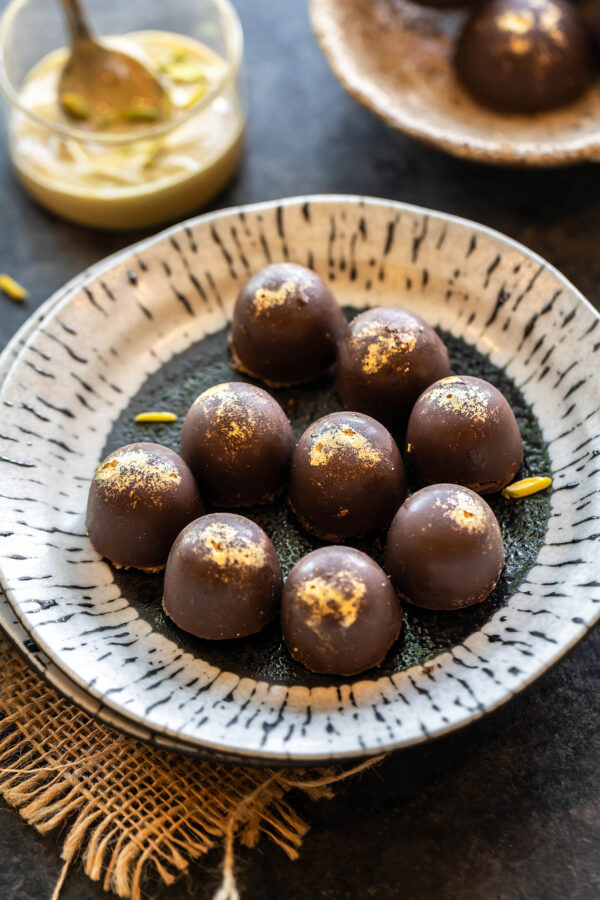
[163, 513, 282, 640]
[289, 411, 407, 540]
[180, 382, 294, 507]
[406, 375, 523, 494]
[229, 262, 346, 387]
[385, 484, 505, 611]
[455, 0, 593, 113]
[282, 546, 402, 676]
[87, 442, 204, 571]
[336, 307, 451, 431]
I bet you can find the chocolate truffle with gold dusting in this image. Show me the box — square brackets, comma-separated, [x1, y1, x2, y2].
[163, 513, 282, 640]
[385, 484, 505, 611]
[229, 262, 346, 387]
[455, 0, 593, 113]
[86, 442, 204, 572]
[289, 411, 407, 540]
[180, 382, 295, 507]
[282, 546, 402, 676]
[406, 375, 523, 494]
[336, 307, 451, 431]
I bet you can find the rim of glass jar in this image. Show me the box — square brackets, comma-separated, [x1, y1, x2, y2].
[0, 0, 243, 144]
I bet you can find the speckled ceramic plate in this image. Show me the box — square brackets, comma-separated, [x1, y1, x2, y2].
[310, 0, 600, 167]
[0, 195, 598, 765]
[0, 265, 202, 755]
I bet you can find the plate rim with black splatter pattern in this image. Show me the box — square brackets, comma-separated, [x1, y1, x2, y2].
[0, 265, 208, 757]
[0, 195, 598, 765]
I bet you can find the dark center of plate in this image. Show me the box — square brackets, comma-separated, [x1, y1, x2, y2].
[104, 311, 551, 687]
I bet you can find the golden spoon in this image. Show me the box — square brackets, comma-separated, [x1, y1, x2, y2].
[58, 0, 171, 130]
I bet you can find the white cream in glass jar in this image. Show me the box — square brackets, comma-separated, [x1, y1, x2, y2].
[0, 0, 244, 229]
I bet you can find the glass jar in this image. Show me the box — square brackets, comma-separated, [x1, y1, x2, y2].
[0, 0, 245, 229]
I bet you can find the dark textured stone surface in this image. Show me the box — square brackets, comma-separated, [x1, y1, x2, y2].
[0, 0, 598, 898]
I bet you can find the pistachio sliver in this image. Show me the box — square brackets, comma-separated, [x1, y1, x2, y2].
[0, 274, 28, 301]
[134, 411, 178, 423]
[142, 140, 166, 169]
[123, 103, 162, 123]
[502, 476, 552, 499]
[182, 82, 209, 109]
[60, 91, 91, 120]
[162, 60, 207, 84]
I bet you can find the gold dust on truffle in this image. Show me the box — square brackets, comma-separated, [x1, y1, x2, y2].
[94, 448, 181, 505]
[539, 4, 568, 47]
[197, 384, 257, 446]
[423, 377, 490, 423]
[308, 425, 382, 468]
[251, 279, 303, 313]
[183, 521, 266, 569]
[496, 10, 535, 35]
[352, 321, 417, 375]
[296, 573, 365, 629]
[435, 490, 489, 533]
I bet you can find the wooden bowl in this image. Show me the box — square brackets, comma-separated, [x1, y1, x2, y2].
[310, 0, 600, 167]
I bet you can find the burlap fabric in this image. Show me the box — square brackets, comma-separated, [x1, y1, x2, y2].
[0, 639, 382, 899]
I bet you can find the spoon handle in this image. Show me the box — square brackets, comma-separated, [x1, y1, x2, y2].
[59, 0, 93, 43]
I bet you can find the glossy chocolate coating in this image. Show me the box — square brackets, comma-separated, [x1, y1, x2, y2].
[282, 546, 402, 675]
[87, 442, 204, 571]
[163, 513, 282, 640]
[580, 0, 600, 51]
[456, 0, 593, 113]
[180, 382, 295, 507]
[385, 484, 505, 611]
[336, 307, 451, 431]
[289, 411, 407, 540]
[406, 375, 523, 494]
[229, 262, 346, 387]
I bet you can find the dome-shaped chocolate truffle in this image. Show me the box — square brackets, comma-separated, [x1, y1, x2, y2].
[385, 484, 505, 611]
[406, 375, 523, 494]
[180, 382, 294, 507]
[336, 307, 451, 431]
[289, 411, 407, 540]
[455, 0, 593, 113]
[87, 442, 204, 572]
[282, 546, 402, 676]
[229, 263, 346, 387]
[163, 513, 282, 640]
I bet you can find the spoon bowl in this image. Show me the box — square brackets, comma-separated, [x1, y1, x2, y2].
[58, 0, 170, 130]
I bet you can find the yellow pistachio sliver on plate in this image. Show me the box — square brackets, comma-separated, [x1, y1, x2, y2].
[0, 274, 28, 301]
[502, 476, 552, 499]
[135, 411, 178, 424]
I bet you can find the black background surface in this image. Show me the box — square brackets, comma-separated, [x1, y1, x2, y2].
[0, 1, 598, 898]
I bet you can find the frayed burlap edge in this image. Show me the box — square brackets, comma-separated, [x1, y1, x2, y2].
[0, 641, 384, 899]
